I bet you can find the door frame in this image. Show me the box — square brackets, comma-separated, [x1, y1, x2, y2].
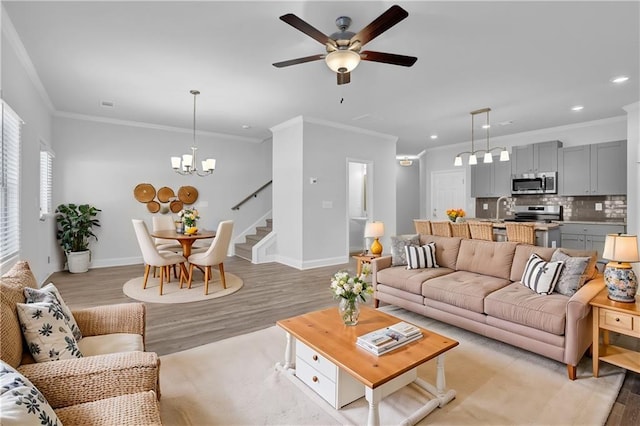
[430, 169, 467, 220]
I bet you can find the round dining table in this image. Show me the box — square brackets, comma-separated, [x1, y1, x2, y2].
[150, 229, 216, 258]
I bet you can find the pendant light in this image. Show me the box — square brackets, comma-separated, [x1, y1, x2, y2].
[454, 108, 509, 166]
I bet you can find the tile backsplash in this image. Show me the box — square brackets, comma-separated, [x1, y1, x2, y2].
[475, 195, 627, 222]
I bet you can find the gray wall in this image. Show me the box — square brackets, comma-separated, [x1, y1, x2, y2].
[396, 161, 420, 235]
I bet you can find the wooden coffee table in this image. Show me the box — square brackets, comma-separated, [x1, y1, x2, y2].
[276, 306, 458, 426]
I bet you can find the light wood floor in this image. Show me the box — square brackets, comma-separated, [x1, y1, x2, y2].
[48, 256, 639, 424]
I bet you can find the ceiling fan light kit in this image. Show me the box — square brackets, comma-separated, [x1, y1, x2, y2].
[454, 108, 510, 167]
[273, 5, 417, 85]
[171, 90, 217, 177]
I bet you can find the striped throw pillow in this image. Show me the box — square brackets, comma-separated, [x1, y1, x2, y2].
[521, 253, 564, 295]
[405, 243, 439, 269]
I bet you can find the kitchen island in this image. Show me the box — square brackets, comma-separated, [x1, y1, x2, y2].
[470, 220, 561, 248]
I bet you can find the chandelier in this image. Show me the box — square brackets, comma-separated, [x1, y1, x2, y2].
[171, 90, 216, 176]
[454, 107, 509, 166]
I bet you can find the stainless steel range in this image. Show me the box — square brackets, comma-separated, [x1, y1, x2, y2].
[505, 205, 563, 223]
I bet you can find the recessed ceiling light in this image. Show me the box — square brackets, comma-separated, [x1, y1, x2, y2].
[241, 124, 251, 129]
[571, 105, 584, 111]
[498, 120, 514, 126]
[481, 124, 491, 129]
[611, 75, 629, 84]
[430, 134, 438, 139]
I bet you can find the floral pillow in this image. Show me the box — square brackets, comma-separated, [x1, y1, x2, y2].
[24, 283, 82, 341]
[390, 234, 420, 266]
[0, 360, 61, 426]
[16, 301, 83, 363]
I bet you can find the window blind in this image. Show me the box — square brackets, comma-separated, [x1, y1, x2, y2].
[40, 148, 54, 217]
[1, 101, 22, 264]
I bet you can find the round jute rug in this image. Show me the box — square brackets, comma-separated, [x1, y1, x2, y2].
[122, 271, 243, 304]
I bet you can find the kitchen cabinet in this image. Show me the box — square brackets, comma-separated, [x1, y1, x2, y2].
[511, 140, 562, 175]
[560, 223, 626, 260]
[559, 140, 627, 196]
[471, 156, 511, 197]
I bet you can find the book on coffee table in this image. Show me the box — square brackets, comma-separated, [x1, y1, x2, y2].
[357, 323, 423, 355]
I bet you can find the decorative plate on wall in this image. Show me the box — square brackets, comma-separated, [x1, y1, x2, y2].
[157, 187, 175, 203]
[134, 183, 156, 203]
[178, 186, 198, 205]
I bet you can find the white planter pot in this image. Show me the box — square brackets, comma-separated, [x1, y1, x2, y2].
[66, 250, 91, 273]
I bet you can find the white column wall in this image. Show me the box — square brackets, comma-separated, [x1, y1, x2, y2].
[623, 102, 639, 288]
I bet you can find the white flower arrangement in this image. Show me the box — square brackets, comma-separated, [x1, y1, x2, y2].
[330, 265, 373, 302]
[178, 208, 199, 227]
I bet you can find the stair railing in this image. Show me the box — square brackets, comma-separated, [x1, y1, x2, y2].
[231, 180, 272, 210]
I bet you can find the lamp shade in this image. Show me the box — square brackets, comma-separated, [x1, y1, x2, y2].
[603, 234, 640, 262]
[483, 152, 493, 163]
[499, 149, 510, 162]
[325, 50, 361, 73]
[364, 221, 385, 238]
[454, 156, 463, 167]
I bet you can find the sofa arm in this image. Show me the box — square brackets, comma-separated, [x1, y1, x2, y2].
[73, 303, 146, 342]
[18, 351, 160, 409]
[371, 256, 393, 289]
[564, 275, 606, 366]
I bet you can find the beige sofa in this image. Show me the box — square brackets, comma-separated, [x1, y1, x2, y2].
[1, 261, 162, 425]
[371, 235, 604, 380]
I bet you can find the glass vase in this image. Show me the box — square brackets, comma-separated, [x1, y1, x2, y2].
[338, 297, 360, 326]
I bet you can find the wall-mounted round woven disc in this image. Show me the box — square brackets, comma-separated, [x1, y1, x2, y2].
[147, 200, 160, 213]
[170, 200, 183, 213]
[157, 187, 175, 203]
[178, 186, 198, 204]
[134, 183, 156, 203]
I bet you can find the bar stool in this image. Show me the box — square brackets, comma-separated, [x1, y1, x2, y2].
[505, 223, 536, 245]
[413, 220, 432, 235]
[451, 222, 471, 239]
[431, 221, 453, 237]
[468, 222, 495, 241]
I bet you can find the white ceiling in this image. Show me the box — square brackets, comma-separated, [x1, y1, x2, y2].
[3, 1, 639, 155]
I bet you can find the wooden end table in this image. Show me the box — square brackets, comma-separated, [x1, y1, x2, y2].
[352, 254, 380, 276]
[276, 306, 458, 426]
[590, 288, 640, 377]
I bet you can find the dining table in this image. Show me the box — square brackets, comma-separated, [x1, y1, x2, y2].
[150, 229, 216, 258]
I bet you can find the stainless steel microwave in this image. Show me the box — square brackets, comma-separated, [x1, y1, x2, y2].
[511, 172, 557, 195]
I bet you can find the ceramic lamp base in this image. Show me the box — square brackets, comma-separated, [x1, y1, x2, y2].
[604, 262, 638, 303]
[370, 238, 382, 255]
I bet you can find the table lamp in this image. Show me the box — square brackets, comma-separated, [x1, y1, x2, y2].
[364, 221, 385, 255]
[602, 233, 639, 302]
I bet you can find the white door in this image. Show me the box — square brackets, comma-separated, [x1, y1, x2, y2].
[431, 170, 466, 220]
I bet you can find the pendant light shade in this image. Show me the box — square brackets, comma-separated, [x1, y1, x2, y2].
[453, 107, 510, 167]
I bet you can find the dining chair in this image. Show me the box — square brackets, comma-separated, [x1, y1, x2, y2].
[413, 220, 432, 235]
[430, 221, 453, 237]
[468, 222, 495, 241]
[183, 220, 234, 295]
[132, 219, 187, 295]
[152, 215, 182, 251]
[450, 222, 471, 239]
[505, 222, 536, 245]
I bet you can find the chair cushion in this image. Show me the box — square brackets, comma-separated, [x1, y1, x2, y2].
[24, 283, 82, 341]
[521, 254, 564, 295]
[55, 391, 161, 426]
[390, 234, 419, 266]
[485, 282, 569, 335]
[77, 333, 144, 357]
[0, 360, 62, 426]
[16, 301, 83, 363]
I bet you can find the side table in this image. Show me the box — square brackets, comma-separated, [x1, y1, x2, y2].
[352, 254, 380, 276]
[590, 288, 640, 377]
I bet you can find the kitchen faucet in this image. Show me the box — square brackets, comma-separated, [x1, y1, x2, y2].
[496, 196, 509, 220]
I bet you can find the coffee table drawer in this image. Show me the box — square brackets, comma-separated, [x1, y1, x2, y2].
[296, 340, 337, 381]
[295, 356, 337, 405]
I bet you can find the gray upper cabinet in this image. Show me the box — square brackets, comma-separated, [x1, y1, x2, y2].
[471, 156, 511, 197]
[511, 141, 562, 175]
[559, 140, 627, 196]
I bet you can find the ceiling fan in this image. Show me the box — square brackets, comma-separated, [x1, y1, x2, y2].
[272, 4, 418, 85]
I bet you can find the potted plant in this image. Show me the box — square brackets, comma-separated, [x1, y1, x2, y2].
[55, 203, 101, 273]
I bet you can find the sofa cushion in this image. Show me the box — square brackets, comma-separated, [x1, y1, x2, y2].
[551, 250, 591, 296]
[485, 282, 569, 335]
[422, 270, 511, 314]
[78, 334, 144, 357]
[390, 234, 420, 266]
[0, 360, 61, 426]
[24, 283, 82, 341]
[376, 267, 454, 295]
[510, 245, 556, 282]
[455, 239, 518, 280]
[406, 243, 438, 269]
[521, 254, 564, 295]
[418, 235, 462, 270]
[16, 301, 83, 363]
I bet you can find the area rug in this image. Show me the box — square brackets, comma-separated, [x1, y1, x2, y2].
[158, 305, 624, 425]
[122, 270, 243, 304]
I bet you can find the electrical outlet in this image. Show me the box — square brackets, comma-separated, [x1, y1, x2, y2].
[483, 203, 488, 210]
[595, 203, 603, 211]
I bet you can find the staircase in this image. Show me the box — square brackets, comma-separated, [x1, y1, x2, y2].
[235, 219, 272, 262]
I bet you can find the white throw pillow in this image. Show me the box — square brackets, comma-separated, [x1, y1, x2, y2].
[24, 283, 82, 341]
[405, 243, 438, 269]
[521, 253, 564, 295]
[16, 301, 83, 363]
[0, 360, 61, 426]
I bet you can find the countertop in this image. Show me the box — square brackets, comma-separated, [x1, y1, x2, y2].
[554, 220, 627, 226]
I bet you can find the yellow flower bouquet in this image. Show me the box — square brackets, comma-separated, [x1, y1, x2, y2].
[446, 208, 466, 222]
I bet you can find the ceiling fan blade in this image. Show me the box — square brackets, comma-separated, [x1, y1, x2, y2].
[273, 54, 325, 68]
[279, 13, 331, 45]
[360, 51, 417, 67]
[337, 72, 351, 85]
[350, 5, 408, 47]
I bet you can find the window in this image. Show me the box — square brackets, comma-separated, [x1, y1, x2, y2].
[1, 101, 22, 264]
[40, 146, 54, 218]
